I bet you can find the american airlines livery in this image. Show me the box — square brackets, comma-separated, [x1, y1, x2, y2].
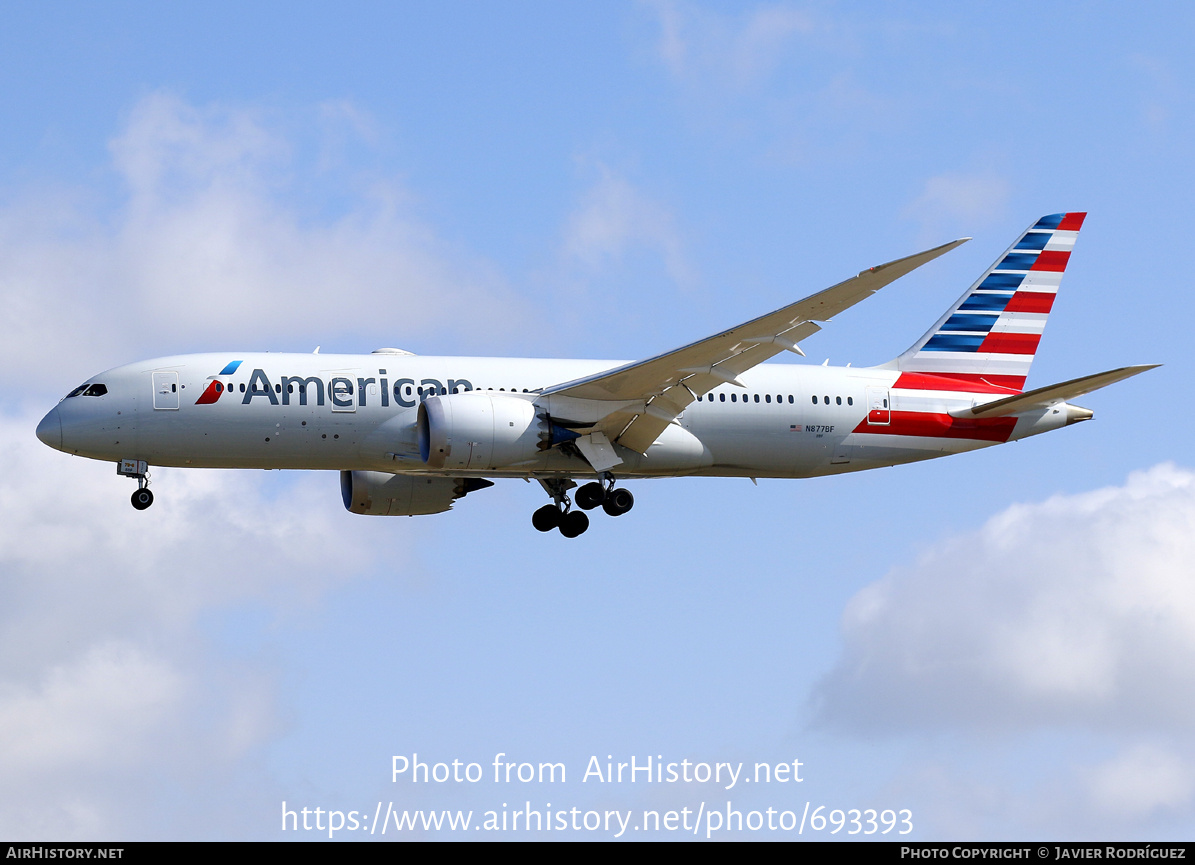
[36, 213, 1155, 537]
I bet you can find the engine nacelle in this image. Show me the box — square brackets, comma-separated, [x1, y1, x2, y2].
[418, 392, 542, 470]
[340, 471, 458, 516]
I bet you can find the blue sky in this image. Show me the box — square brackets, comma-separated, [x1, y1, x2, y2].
[1, 2, 1193, 840]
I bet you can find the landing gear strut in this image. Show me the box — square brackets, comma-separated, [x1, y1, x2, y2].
[118, 459, 154, 510]
[532, 475, 633, 536]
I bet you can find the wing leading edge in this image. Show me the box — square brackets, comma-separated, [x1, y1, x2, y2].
[540, 237, 969, 456]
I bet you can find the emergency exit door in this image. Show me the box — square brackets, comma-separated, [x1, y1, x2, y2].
[866, 386, 890, 425]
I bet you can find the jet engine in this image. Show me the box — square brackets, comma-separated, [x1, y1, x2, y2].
[418, 392, 543, 470]
[340, 471, 492, 516]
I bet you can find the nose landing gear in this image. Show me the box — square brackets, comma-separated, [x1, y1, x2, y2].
[118, 459, 154, 510]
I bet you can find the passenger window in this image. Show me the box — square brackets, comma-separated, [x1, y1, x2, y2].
[823, 396, 829, 405]
[847, 396, 853, 406]
[720, 393, 726, 402]
[811, 395, 817, 404]
[731, 394, 737, 402]
[240, 383, 246, 393]
[788, 395, 794, 404]
[765, 394, 771, 403]
[836, 396, 841, 405]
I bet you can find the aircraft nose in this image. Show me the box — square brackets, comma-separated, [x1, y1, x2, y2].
[36, 406, 62, 450]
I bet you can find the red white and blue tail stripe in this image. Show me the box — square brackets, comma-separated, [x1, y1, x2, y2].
[891, 212, 1086, 393]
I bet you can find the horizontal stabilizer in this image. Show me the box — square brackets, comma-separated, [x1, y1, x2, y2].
[956, 364, 1160, 418]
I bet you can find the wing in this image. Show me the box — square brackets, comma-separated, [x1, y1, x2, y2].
[540, 237, 968, 455]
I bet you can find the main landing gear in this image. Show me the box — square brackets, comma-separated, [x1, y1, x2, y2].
[532, 475, 634, 537]
[118, 459, 154, 510]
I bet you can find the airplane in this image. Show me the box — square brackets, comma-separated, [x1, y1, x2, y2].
[35, 212, 1156, 538]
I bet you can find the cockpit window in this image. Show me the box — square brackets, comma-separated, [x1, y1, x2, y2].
[66, 383, 108, 398]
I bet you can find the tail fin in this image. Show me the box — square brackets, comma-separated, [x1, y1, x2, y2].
[889, 212, 1087, 393]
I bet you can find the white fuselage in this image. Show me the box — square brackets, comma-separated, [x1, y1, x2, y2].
[37, 351, 1074, 482]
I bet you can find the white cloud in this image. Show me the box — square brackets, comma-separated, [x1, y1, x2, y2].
[0, 642, 183, 775]
[1087, 744, 1194, 820]
[640, 3, 900, 166]
[562, 162, 693, 287]
[903, 171, 1010, 241]
[813, 463, 1195, 734]
[646, 1, 814, 87]
[0, 408, 404, 837]
[0, 92, 525, 396]
[809, 465, 1195, 836]
[1126, 54, 1179, 138]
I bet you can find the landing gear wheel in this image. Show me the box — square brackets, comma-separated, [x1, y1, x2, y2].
[575, 482, 606, 510]
[602, 488, 634, 517]
[558, 510, 590, 538]
[532, 504, 562, 532]
[131, 488, 154, 510]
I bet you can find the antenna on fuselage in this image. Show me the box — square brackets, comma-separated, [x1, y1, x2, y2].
[313, 346, 320, 354]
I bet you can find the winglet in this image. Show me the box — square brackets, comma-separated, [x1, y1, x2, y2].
[863, 237, 969, 279]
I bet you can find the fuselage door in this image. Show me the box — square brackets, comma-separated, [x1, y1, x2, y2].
[329, 376, 357, 413]
[866, 386, 890, 425]
[152, 371, 180, 410]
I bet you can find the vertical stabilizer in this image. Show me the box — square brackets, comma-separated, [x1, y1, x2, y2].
[889, 212, 1086, 393]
